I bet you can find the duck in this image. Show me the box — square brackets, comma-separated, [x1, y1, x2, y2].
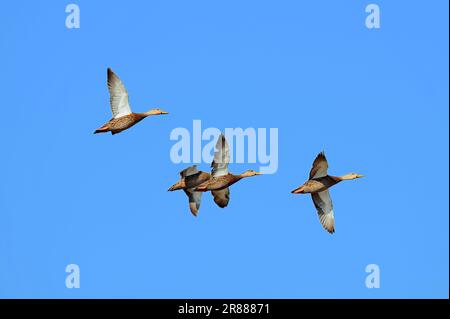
[167, 165, 212, 216]
[291, 151, 363, 234]
[195, 133, 262, 192]
[168, 165, 232, 216]
[168, 134, 262, 216]
[94, 68, 168, 135]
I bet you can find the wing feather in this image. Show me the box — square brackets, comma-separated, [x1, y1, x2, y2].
[183, 189, 202, 217]
[311, 190, 335, 234]
[309, 151, 329, 179]
[211, 134, 230, 177]
[107, 68, 132, 118]
[212, 188, 230, 208]
[179, 165, 199, 178]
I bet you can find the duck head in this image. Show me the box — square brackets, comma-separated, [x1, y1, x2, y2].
[239, 170, 263, 178]
[144, 108, 169, 116]
[339, 173, 364, 180]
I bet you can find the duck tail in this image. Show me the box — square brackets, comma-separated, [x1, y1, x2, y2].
[291, 186, 305, 194]
[94, 124, 109, 134]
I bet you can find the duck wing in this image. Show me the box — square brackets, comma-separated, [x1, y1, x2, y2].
[212, 188, 230, 208]
[183, 189, 203, 217]
[180, 165, 199, 178]
[107, 68, 132, 119]
[311, 190, 335, 234]
[211, 133, 230, 177]
[309, 151, 329, 179]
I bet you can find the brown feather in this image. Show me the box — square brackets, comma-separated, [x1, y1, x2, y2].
[169, 168, 211, 216]
[309, 151, 329, 179]
[212, 188, 230, 208]
[195, 174, 242, 192]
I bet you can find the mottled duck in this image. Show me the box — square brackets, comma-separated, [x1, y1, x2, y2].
[168, 165, 233, 216]
[195, 133, 262, 192]
[168, 165, 211, 216]
[291, 152, 363, 234]
[94, 68, 168, 135]
[169, 134, 262, 216]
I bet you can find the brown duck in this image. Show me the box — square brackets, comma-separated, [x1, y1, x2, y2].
[195, 134, 262, 192]
[168, 165, 230, 216]
[94, 68, 168, 135]
[291, 151, 363, 234]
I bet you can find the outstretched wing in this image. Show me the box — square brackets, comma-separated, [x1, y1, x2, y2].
[311, 190, 335, 234]
[183, 189, 203, 217]
[212, 188, 230, 208]
[107, 68, 132, 118]
[309, 151, 329, 179]
[211, 133, 230, 177]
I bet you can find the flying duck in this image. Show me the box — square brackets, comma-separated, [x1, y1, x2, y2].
[169, 134, 262, 216]
[94, 68, 168, 135]
[291, 152, 363, 234]
[195, 134, 262, 192]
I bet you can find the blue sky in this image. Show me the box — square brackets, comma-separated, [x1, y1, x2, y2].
[0, 1, 448, 298]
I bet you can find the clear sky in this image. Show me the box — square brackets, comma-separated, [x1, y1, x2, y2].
[0, 1, 448, 298]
